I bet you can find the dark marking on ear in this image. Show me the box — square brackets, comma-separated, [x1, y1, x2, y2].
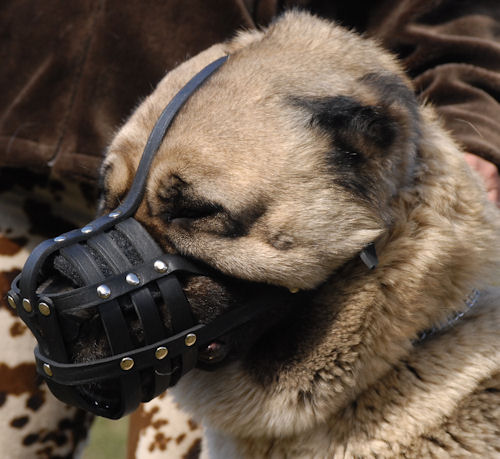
[359, 73, 420, 140]
[293, 95, 389, 201]
[296, 95, 398, 152]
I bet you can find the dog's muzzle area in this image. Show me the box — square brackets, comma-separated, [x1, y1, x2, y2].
[6, 55, 288, 419]
[9, 212, 279, 419]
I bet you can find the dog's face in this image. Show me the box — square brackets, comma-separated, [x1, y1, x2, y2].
[95, 12, 422, 433]
[102, 15, 418, 288]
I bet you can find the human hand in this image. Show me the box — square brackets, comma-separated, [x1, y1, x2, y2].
[464, 153, 500, 208]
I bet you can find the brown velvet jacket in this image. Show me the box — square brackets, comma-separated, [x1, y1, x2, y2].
[1, 0, 499, 187]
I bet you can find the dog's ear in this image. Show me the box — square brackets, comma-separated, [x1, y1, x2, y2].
[293, 74, 419, 166]
[305, 95, 398, 158]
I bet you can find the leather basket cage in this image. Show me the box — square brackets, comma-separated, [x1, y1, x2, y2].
[5, 56, 266, 419]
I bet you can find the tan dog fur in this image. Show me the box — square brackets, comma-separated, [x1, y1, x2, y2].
[103, 12, 500, 458]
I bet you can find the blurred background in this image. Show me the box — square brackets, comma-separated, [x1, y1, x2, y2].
[83, 417, 129, 459]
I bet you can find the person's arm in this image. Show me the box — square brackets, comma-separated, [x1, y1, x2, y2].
[464, 153, 500, 207]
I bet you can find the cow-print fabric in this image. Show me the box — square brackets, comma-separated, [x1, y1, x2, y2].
[0, 169, 202, 458]
[0, 170, 95, 458]
[127, 394, 202, 459]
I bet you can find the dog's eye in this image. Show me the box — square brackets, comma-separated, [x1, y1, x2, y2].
[164, 202, 221, 223]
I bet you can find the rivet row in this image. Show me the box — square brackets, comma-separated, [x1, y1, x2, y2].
[10, 295, 52, 317]
[43, 335, 198, 378]
[95, 261, 170, 300]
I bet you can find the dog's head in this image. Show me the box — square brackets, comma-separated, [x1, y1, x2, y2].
[94, 11, 424, 424]
[19, 11, 494, 430]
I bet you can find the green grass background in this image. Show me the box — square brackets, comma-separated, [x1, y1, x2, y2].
[82, 416, 129, 459]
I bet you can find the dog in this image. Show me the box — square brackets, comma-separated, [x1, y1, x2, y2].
[95, 11, 500, 458]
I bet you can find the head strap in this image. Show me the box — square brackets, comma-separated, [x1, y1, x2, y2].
[9, 55, 231, 419]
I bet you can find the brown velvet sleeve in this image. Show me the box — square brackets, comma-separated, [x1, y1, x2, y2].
[364, 0, 500, 166]
[0, 0, 254, 186]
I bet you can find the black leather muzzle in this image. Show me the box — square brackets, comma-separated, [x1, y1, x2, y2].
[6, 56, 269, 419]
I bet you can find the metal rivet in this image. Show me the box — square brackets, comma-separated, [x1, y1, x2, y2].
[155, 347, 168, 360]
[38, 302, 51, 316]
[43, 363, 53, 377]
[97, 285, 111, 299]
[54, 236, 66, 242]
[81, 226, 93, 234]
[125, 273, 140, 286]
[120, 357, 134, 371]
[185, 333, 197, 347]
[154, 260, 168, 273]
[7, 295, 17, 309]
[22, 298, 32, 312]
[289, 287, 300, 294]
[109, 211, 121, 219]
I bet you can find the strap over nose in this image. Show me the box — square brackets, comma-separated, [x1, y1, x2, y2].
[8, 55, 231, 419]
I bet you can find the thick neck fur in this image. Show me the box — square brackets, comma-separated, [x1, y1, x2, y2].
[174, 108, 500, 458]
